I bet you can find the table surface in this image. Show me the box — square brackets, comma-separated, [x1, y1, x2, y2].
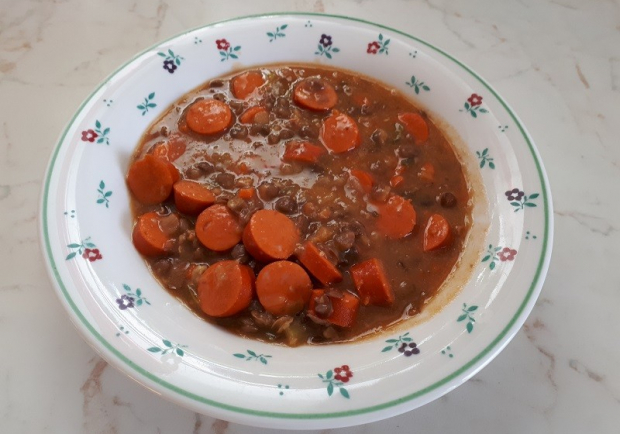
[1, 0, 619, 433]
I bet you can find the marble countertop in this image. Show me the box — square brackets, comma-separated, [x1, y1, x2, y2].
[1, 0, 619, 432]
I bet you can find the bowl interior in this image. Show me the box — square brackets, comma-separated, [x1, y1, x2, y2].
[41, 13, 552, 429]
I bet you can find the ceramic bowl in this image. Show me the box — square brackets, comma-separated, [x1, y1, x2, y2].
[40, 13, 553, 429]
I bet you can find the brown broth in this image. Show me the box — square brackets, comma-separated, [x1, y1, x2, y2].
[129, 65, 471, 346]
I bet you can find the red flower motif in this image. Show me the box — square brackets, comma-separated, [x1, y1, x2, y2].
[82, 248, 103, 262]
[333, 365, 353, 383]
[367, 41, 380, 54]
[81, 129, 98, 142]
[467, 93, 483, 107]
[216, 39, 230, 50]
[498, 247, 517, 262]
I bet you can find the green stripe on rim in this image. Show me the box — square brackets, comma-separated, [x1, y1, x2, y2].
[40, 12, 552, 420]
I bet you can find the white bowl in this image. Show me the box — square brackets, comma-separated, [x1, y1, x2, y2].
[40, 13, 553, 429]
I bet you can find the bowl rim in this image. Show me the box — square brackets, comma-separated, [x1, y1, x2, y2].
[39, 11, 554, 422]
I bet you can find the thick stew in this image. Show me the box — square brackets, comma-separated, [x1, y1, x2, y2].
[127, 65, 471, 346]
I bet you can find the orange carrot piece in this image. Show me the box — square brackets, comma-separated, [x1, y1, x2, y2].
[197, 261, 254, 317]
[151, 134, 187, 162]
[256, 261, 312, 316]
[173, 180, 216, 215]
[296, 241, 343, 285]
[232, 71, 265, 99]
[186, 99, 232, 135]
[418, 162, 435, 182]
[127, 154, 175, 205]
[423, 214, 452, 251]
[390, 175, 404, 188]
[350, 169, 374, 194]
[308, 289, 360, 328]
[195, 204, 242, 252]
[293, 77, 338, 111]
[282, 141, 326, 164]
[132, 212, 172, 257]
[238, 187, 255, 200]
[398, 112, 429, 144]
[375, 195, 417, 239]
[320, 112, 361, 154]
[239, 106, 268, 124]
[350, 258, 394, 306]
[242, 210, 299, 262]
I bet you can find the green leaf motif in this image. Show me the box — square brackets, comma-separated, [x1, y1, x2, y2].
[325, 52, 332, 59]
[326, 370, 333, 380]
[66, 252, 77, 260]
[470, 111, 477, 118]
[464, 102, 470, 111]
[381, 346, 393, 352]
[467, 306, 478, 312]
[490, 261, 496, 270]
[95, 120, 101, 129]
[524, 203, 537, 207]
[280, 24, 288, 30]
[340, 388, 350, 399]
[68, 243, 81, 248]
[99, 180, 105, 189]
[481, 255, 490, 262]
[466, 322, 474, 333]
[148, 92, 155, 100]
[260, 356, 267, 364]
[529, 193, 540, 199]
[489, 162, 496, 169]
[148, 347, 161, 353]
[176, 348, 184, 357]
[233, 353, 245, 358]
[267, 32, 274, 37]
[247, 350, 257, 357]
[163, 340, 172, 348]
[327, 382, 334, 396]
[379, 33, 384, 41]
[457, 313, 468, 322]
[332, 48, 340, 53]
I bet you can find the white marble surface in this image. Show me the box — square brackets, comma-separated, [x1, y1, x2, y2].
[1, 0, 619, 432]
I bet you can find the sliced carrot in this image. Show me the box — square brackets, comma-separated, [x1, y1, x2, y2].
[423, 214, 452, 251]
[398, 112, 429, 145]
[239, 106, 268, 124]
[390, 175, 404, 188]
[166, 161, 180, 184]
[282, 140, 326, 164]
[173, 180, 216, 215]
[186, 99, 232, 135]
[151, 134, 187, 162]
[132, 212, 173, 257]
[296, 241, 342, 286]
[350, 258, 394, 306]
[308, 289, 360, 328]
[238, 187, 255, 200]
[394, 164, 406, 176]
[320, 112, 361, 154]
[195, 204, 242, 252]
[256, 261, 312, 316]
[197, 261, 254, 317]
[418, 162, 435, 182]
[242, 210, 299, 262]
[127, 154, 175, 205]
[350, 169, 374, 194]
[293, 77, 338, 111]
[375, 195, 417, 239]
[232, 71, 265, 99]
